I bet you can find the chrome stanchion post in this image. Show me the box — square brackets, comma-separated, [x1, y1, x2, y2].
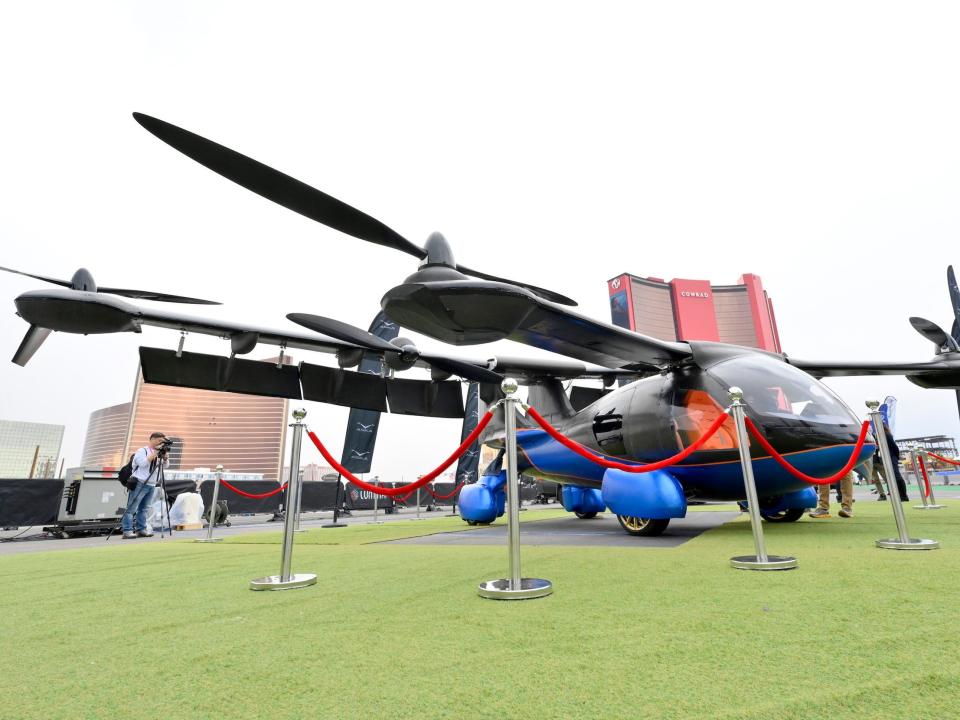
[371, 477, 382, 524]
[910, 448, 932, 510]
[478, 378, 552, 600]
[869, 401, 938, 550]
[250, 409, 318, 590]
[920, 450, 945, 509]
[293, 463, 306, 532]
[194, 464, 224, 543]
[727, 387, 797, 571]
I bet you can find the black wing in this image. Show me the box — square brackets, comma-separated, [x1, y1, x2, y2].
[787, 356, 960, 389]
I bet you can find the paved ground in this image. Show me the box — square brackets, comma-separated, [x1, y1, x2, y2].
[0, 485, 940, 556]
[387, 510, 741, 547]
[0, 506, 442, 556]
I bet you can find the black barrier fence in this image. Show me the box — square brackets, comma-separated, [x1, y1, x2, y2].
[0, 477, 556, 528]
[0, 479, 63, 526]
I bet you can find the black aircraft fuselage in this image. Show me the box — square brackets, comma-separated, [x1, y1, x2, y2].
[510, 349, 873, 502]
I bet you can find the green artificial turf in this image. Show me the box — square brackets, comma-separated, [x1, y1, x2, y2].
[2, 502, 959, 719]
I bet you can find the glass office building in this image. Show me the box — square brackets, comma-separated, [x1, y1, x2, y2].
[0, 419, 65, 478]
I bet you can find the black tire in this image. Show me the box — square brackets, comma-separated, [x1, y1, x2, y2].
[616, 515, 670, 536]
[574, 511, 598, 519]
[466, 520, 478, 526]
[759, 508, 805, 523]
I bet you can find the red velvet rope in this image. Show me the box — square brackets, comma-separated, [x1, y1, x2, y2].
[917, 455, 932, 498]
[306, 411, 494, 497]
[525, 406, 732, 473]
[927, 451, 960, 467]
[744, 417, 872, 485]
[219, 479, 288, 499]
[393, 488, 417, 503]
[425, 481, 465, 500]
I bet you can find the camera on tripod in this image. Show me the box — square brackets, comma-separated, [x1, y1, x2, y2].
[157, 438, 174, 456]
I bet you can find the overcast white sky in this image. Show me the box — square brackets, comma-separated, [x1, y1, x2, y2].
[2, 2, 960, 478]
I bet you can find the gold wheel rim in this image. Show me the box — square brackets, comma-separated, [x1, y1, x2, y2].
[620, 515, 650, 531]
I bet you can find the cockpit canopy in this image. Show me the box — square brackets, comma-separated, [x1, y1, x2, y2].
[669, 352, 863, 453]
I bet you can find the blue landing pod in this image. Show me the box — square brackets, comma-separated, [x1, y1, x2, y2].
[560, 485, 606, 515]
[459, 471, 507, 524]
[600, 468, 687, 519]
[761, 487, 818, 513]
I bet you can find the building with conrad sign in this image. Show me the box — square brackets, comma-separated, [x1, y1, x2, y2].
[607, 273, 782, 351]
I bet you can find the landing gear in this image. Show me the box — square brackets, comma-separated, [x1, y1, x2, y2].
[574, 511, 598, 519]
[759, 508, 804, 523]
[616, 515, 670, 537]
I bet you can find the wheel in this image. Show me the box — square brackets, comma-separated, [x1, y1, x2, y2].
[616, 515, 670, 537]
[759, 508, 805, 523]
[574, 511, 598, 519]
[466, 520, 478, 526]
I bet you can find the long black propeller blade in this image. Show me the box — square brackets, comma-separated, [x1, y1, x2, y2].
[133, 113, 577, 306]
[945, 266, 960, 424]
[287, 313, 502, 383]
[0, 265, 71, 288]
[288, 314, 398, 353]
[948, 265, 960, 345]
[12, 325, 52, 366]
[0, 265, 220, 304]
[95, 286, 220, 305]
[418, 353, 502, 384]
[133, 113, 425, 259]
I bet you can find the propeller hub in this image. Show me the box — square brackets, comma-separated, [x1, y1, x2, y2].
[70, 268, 96, 292]
[419, 231, 456, 268]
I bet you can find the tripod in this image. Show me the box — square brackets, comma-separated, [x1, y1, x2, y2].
[155, 459, 172, 538]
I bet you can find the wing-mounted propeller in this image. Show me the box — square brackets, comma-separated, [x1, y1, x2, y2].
[286, 313, 503, 384]
[132, 113, 576, 307]
[2, 264, 221, 366]
[909, 316, 960, 353]
[0, 265, 220, 305]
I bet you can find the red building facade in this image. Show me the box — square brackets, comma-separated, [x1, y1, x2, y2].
[607, 273, 782, 352]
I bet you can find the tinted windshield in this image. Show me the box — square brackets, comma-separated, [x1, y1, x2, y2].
[706, 354, 857, 425]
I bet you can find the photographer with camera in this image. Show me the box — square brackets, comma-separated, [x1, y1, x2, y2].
[121, 432, 171, 539]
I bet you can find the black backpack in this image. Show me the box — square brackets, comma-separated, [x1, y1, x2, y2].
[117, 452, 137, 488]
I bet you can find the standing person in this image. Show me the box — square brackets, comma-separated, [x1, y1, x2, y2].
[809, 470, 855, 518]
[868, 457, 888, 500]
[121, 432, 168, 539]
[875, 420, 909, 502]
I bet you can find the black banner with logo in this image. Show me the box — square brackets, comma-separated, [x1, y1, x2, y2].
[340, 312, 401, 473]
[454, 383, 481, 484]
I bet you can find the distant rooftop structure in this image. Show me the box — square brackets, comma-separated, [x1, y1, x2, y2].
[895, 435, 957, 456]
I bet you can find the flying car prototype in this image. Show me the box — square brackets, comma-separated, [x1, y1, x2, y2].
[6, 113, 960, 536]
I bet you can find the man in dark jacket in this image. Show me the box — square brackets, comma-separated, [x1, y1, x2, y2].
[873, 421, 909, 502]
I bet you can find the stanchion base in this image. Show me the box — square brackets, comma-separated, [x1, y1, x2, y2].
[477, 577, 553, 600]
[730, 555, 798, 571]
[293, 529, 308, 533]
[249, 573, 318, 591]
[913, 504, 945, 510]
[193, 537, 223, 543]
[321, 523, 347, 528]
[875, 538, 939, 550]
